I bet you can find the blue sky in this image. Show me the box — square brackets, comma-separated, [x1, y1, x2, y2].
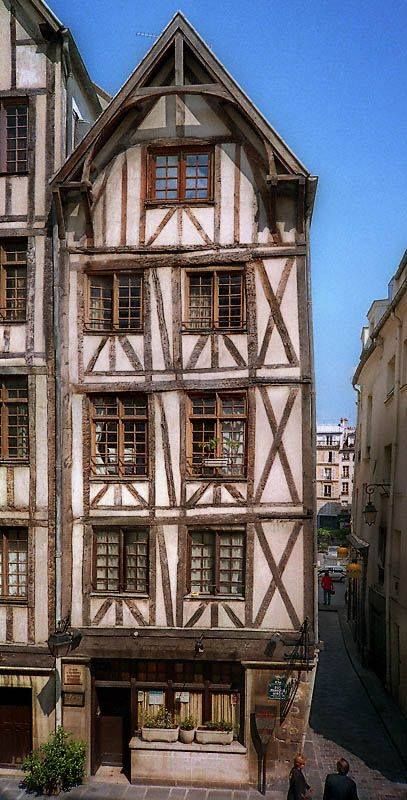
[52, 0, 407, 423]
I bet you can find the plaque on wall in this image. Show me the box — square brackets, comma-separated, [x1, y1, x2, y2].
[62, 664, 85, 691]
[62, 692, 85, 707]
[267, 676, 288, 701]
[148, 690, 164, 705]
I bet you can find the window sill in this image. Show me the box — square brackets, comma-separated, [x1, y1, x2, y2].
[90, 592, 149, 599]
[84, 328, 144, 336]
[144, 199, 215, 208]
[184, 594, 245, 601]
[0, 319, 26, 325]
[0, 598, 27, 605]
[0, 171, 29, 178]
[130, 737, 246, 754]
[182, 327, 247, 335]
[90, 476, 149, 482]
[185, 475, 247, 482]
[0, 460, 29, 466]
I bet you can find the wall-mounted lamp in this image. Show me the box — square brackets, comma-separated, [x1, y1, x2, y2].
[362, 483, 390, 526]
[47, 616, 82, 658]
[194, 634, 204, 656]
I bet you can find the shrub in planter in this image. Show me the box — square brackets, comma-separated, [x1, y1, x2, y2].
[141, 707, 179, 742]
[195, 719, 234, 745]
[23, 726, 86, 796]
[179, 714, 196, 744]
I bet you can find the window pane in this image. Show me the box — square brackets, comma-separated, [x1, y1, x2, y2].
[2, 378, 29, 460]
[89, 276, 113, 330]
[189, 274, 212, 328]
[1, 242, 27, 322]
[124, 529, 148, 592]
[122, 421, 147, 476]
[6, 105, 28, 173]
[218, 273, 243, 329]
[190, 531, 215, 594]
[5, 530, 28, 597]
[221, 420, 245, 476]
[191, 420, 216, 474]
[118, 274, 142, 330]
[153, 154, 179, 199]
[184, 154, 209, 199]
[95, 531, 120, 591]
[218, 531, 244, 595]
[94, 421, 118, 476]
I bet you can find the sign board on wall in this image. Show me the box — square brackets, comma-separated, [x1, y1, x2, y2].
[62, 665, 85, 691]
[149, 690, 164, 705]
[62, 692, 85, 707]
[267, 676, 288, 701]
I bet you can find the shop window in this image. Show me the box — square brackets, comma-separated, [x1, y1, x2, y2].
[93, 528, 149, 593]
[86, 272, 143, 332]
[0, 101, 28, 174]
[0, 377, 28, 461]
[147, 148, 212, 202]
[188, 527, 245, 597]
[185, 269, 245, 331]
[90, 394, 148, 477]
[187, 392, 246, 477]
[0, 240, 27, 322]
[0, 529, 28, 600]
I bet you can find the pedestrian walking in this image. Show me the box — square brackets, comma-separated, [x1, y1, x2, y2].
[321, 570, 334, 606]
[323, 758, 359, 799]
[287, 754, 312, 800]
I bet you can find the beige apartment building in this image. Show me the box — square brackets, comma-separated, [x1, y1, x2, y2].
[352, 249, 407, 714]
[316, 419, 355, 528]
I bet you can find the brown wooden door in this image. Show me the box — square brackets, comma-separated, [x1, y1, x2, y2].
[0, 688, 32, 767]
[94, 687, 131, 769]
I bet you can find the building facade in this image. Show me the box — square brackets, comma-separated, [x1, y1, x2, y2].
[316, 419, 355, 528]
[0, 0, 103, 768]
[351, 250, 407, 715]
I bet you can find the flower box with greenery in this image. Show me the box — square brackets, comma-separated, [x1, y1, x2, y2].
[195, 720, 234, 745]
[23, 726, 86, 796]
[141, 707, 179, 742]
[178, 714, 196, 744]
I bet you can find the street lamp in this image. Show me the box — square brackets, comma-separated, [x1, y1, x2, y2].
[47, 616, 82, 658]
[362, 483, 390, 526]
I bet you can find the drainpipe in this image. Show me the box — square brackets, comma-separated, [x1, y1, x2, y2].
[52, 212, 63, 728]
[384, 310, 402, 690]
[305, 208, 318, 647]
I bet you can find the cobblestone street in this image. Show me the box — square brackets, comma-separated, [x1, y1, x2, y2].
[0, 587, 405, 800]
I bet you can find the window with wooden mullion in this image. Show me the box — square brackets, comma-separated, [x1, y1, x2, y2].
[91, 394, 148, 478]
[87, 273, 142, 332]
[189, 392, 246, 477]
[187, 270, 244, 331]
[93, 528, 149, 594]
[0, 529, 28, 599]
[0, 378, 28, 462]
[0, 102, 28, 174]
[149, 149, 211, 202]
[189, 528, 245, 596]
[0, 241, 27, 322]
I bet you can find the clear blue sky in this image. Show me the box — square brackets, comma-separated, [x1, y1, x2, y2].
[52, 0, 407, 424]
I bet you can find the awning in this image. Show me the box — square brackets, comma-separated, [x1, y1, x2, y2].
[348, 533, 370, 550]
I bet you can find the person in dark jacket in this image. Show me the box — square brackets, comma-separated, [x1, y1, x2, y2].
[287, 754, 311, 800]
[323, 758, 359, 799]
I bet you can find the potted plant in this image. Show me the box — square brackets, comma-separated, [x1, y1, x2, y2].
[141, 707, 179, 743]
[23, 726, 86, 796]
[195, 719, 234, 745]
[178, 715, 196, 744]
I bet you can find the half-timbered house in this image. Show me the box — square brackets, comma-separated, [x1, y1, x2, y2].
[51, 14, 318, 787]
[0, 0, 103, 768]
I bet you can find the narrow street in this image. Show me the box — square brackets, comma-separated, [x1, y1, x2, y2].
[0, 588, 406, 800]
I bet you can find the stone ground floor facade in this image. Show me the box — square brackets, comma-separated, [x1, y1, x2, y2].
[0, 586, 406, 799]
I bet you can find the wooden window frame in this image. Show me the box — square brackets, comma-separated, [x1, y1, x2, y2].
[0, 99, 29, 175]
[0, 528, 28, 602]
[146, 146, 214, 204]
[92, 527, 149, 595]
[184, 266, 246, 332]
[90, 394, 148, 480]
[0, 239, 27, 323]
[323, 484, 332, 498]
[85, 271, 144, 333]
[186, 526, 246, 598]
[187, 391, 247, 479]
[0, 377, 29, 463]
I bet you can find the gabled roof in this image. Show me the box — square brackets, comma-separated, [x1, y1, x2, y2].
[51, 12, 311, 186]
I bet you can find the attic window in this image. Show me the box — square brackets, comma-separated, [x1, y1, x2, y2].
[147, 147, 212, 202]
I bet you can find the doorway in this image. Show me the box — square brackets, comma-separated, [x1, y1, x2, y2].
[0, 687, 32, 767]
[94, 687, 131, 772]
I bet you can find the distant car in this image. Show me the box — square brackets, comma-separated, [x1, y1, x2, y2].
[318, 565, 346, 582]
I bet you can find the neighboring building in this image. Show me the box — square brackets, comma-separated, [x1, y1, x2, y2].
[50, 13, 318, 786]
[316, 419, 355, 528]
[0, 0, 103, 768]
[351, 249, 407, 715]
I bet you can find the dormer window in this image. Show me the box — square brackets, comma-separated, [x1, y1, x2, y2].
[147, 147, 212, 202]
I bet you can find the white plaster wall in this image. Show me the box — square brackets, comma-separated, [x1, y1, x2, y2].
[34, 95, 47, 218]
[16, 45, 46, 88]
[219, 143, 235, 244]
[71, 395, 84, 518]
[14, 466, 30, 507]
[35, 374, 48, 509]
[13, 605, 27, 643]
[11, 176, 28, 215]
[34, 525, 48, 643]
[34, 236, 45, 353]
[0, 2, 11, 90]
[0, 467, 7, 507]
[71, 523, 83, 626]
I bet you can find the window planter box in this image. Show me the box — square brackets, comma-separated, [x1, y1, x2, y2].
[141, 726, 179, 743]
[179, 728, 195, 744]
[195, 728, 233, 745]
